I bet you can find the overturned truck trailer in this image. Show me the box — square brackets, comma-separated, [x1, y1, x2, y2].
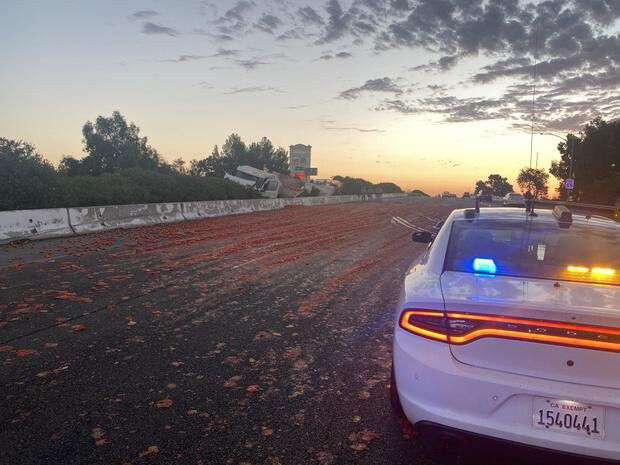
[224, 165, 305, 199]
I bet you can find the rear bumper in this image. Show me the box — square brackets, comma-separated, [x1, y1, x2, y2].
[393, 329, 620, 461]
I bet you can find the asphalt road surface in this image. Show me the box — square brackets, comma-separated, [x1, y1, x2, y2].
[0, 199, 605, 465]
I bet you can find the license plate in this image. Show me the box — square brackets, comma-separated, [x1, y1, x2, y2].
[533, 397, 605, 439]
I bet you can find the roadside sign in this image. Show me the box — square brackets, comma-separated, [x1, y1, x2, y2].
[305, 167, 318, 176]
[565, 178, 575, 190]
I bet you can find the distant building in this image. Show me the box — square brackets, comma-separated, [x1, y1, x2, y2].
[289, 144, 311, 180]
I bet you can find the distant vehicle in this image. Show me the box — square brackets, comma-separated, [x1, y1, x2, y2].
[492, 195, 503, 203]
[392, 205, 620, 461]
[477, 193, 492, 202]
[224, 165, 281, 199]
[441, 191, 457, 198]
[503, 192, 526, 207]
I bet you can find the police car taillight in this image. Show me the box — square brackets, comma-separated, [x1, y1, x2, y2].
[400, 310, 620, 352]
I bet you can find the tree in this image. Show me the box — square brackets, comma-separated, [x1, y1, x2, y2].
[62, 111, 167, 176]
[0, 138, 60, 210]
[410, 189, 429, 197]
[190, 134, 289, 178]
[517, 168, 549, 199]
[474, 180, 491, 196]
[171, 158, 187, 175]
[247, 137, 289, 173]
[549, 118, 620, 204]
[221, 133, 248, 166]
[474, 174, 513, 196]
[190, 145, 236, 177]
[374, 182, 403, 193]
[330, 176, 403, 195]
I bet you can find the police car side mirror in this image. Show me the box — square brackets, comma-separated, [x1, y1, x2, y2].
[412, 231, 433, 243]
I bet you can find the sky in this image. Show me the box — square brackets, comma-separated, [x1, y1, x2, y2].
[1, 0, 619, 195]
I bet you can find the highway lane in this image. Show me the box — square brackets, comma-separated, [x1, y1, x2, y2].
[0, 199, 600, 465]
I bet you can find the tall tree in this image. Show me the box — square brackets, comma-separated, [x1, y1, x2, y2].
[0, 138, 59, 210]
[190, 145, 236, 177]
[221, 133, 248, 166]
[517, 168, 549, 199]
[171, 158, 187, 174]
[474, 174, 513, 196]
[247, 137, 289, 173]
[474, 180, 491, 196]
[190, 135, 289, 178]
[550, 118, 620, 204]
[61, 111, 167, 176]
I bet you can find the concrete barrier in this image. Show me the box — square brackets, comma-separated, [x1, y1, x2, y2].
[68, 205, 119, 234]
[0, 208, 73, 243]
[0, 192, 413, 243]
[181, 202, 204, 220]
[69, 203, 185, 234]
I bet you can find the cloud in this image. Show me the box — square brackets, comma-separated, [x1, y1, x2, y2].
[277, 29, 305, 41]
[297, 6, 325, 25]
[142, 22, 179, 37]
[575, 0, 620, 25]
[375, 76, 618, 131]
[325, 126, 386, 133]
[375, 99, 418, 114]
[127, 0, 617, 132]
[255, 14, 282, 33]
[338, 77, 403, 99]
[316, 0, 353, 44]
[318, 50, 352, 60]
[210, 48, 240, 57]
[195, 81, 214, 90]
[199, 1, 218, 17]
[230, 52, 288, 70]
[225, 86, 285, 94]
[193, 28, 235, 41]
[215, 0, 256, 35]
[409, 54, 459, 72]
[235, 58, 269, 70]
[128, 10, 159, 20]
[161, 55, 206, 63]
[427, 84, 447, 93]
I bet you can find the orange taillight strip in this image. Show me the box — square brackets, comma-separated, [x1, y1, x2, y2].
[400, 310, 620, 353]
[447, 313, 620, 337]
[450, 328, 620, 352]
[399, 310, 448, 342]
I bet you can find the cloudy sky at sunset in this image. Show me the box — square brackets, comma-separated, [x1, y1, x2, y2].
[2, 0, 619, 194]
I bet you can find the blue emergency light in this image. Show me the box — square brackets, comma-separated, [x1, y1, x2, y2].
[473, 258, 497, 274]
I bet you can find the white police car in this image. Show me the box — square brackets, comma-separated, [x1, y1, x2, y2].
[391, 205, 620, 460]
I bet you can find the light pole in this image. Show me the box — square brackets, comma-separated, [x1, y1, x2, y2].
[539, 132, 575, 200]
[539, 132, 573, 178]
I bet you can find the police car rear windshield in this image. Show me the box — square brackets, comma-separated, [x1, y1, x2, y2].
[444, 219, 620, 285]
